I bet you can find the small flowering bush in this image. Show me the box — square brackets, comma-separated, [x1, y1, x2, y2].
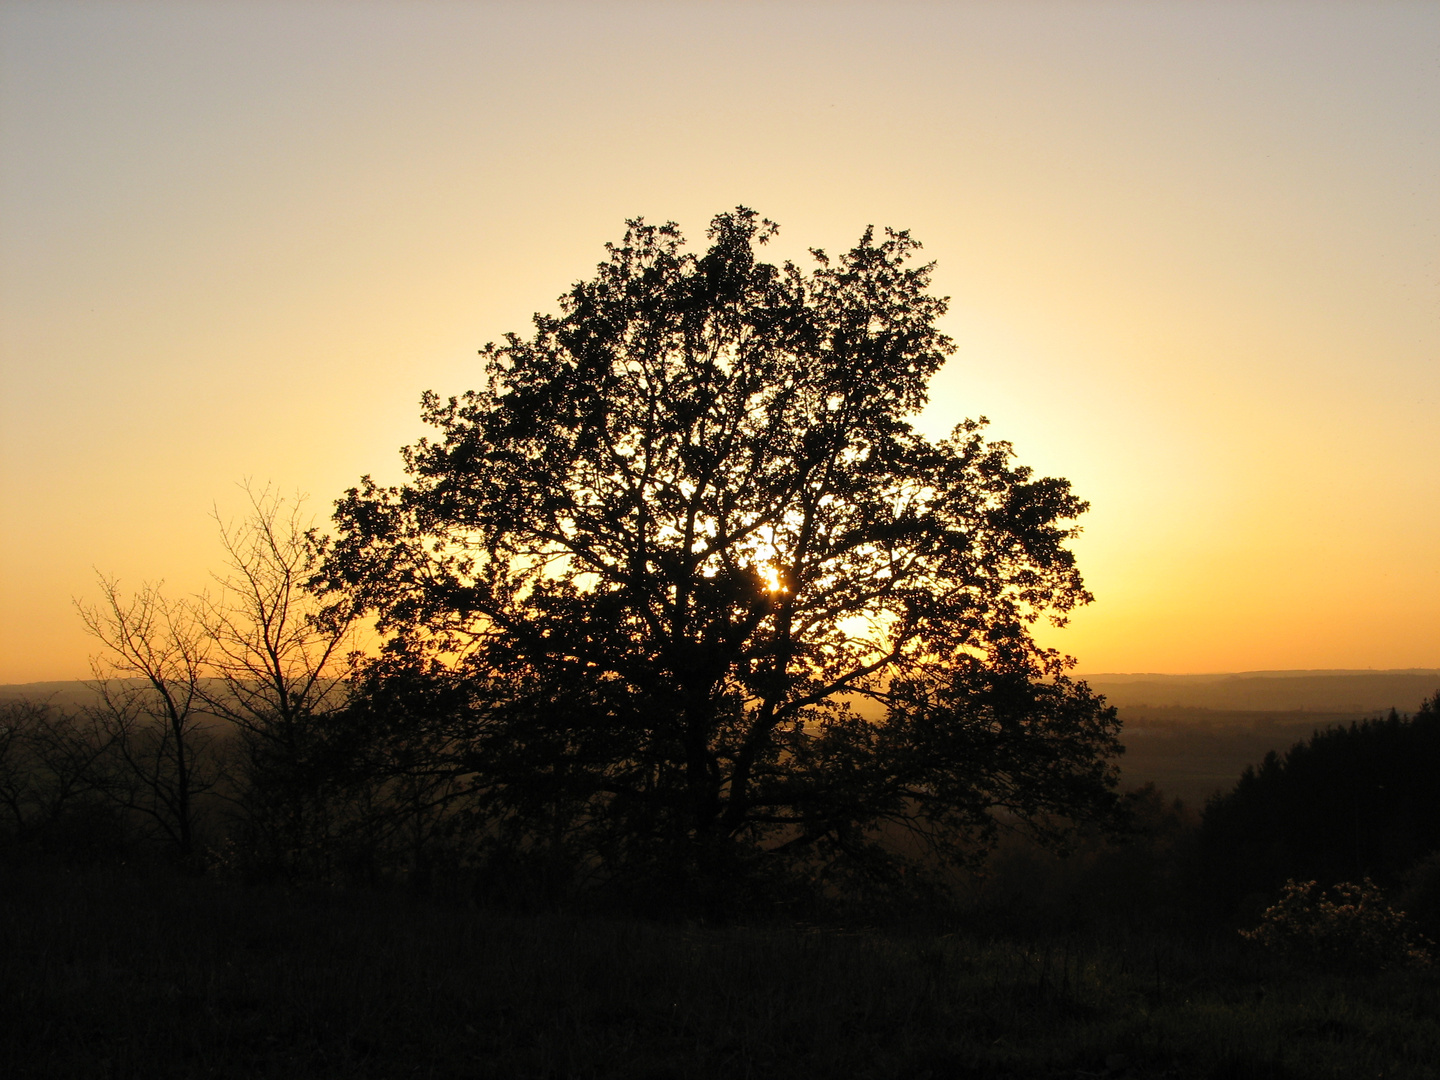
[1242, 878, 1434, 971]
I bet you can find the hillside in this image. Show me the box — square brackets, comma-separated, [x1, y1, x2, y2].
[1081, 670, 1440, 713]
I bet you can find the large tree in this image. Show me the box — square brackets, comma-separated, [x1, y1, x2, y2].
[322, 209, 1121, 888]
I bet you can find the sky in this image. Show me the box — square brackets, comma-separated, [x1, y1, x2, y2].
[1, 0, 1436, 683]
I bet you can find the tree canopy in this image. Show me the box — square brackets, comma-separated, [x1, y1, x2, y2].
[321, 209, 1120, 892]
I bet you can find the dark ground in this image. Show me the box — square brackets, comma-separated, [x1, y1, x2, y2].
[5, 862, 1437, 1079]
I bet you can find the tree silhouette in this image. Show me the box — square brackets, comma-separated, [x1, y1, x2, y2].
[77, 577, 221, 865]
[70, 490, 459, 882]
[321, 209, 1120, 893]
[195, 485, 365, 880]
[198, 485, 477, 885]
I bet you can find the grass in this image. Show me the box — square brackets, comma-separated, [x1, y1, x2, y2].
[4, 863, 1438, 1079]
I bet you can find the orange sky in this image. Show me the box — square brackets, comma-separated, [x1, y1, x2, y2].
[2, 1, 1436, 683]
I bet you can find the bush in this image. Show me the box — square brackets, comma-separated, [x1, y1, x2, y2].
[1241, 878, 1433, 971]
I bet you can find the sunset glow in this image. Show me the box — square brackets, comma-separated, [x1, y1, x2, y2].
[1, 1, 1435, 683]
[759, 565, 787, 596]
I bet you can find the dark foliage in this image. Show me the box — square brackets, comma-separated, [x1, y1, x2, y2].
[1200, 692, 1440, 918]
[1397, 850, 1440, 940]
[1240, 878, 1433, 973]
[956, 783, 1205, 938]
[319, 209, 1122, 901]
[0, 699, 132, 863]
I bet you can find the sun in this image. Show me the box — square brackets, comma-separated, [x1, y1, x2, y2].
[759, 564, 787, 593]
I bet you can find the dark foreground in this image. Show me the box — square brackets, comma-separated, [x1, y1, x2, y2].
[4, 865, 1436, 1080]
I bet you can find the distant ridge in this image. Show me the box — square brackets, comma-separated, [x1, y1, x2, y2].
[0, 678, 230, 708]
[1078, 670, 1440, 713]
[1078, 668, 1440, 682]
[8, 671, 1440, 715]
[0, 680, 105, 706]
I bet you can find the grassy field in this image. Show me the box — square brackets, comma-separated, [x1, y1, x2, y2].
[5, 863, 1438, 1079]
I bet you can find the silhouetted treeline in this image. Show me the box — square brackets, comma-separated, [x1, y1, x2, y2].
[1199, 693, 1440, 929]
[8, 683, 1437, 938]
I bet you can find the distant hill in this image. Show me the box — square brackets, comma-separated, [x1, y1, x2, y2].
[1080, 670, 1440, 713]
[0, 678, 235, 717]
[0, 680, 107, 708]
